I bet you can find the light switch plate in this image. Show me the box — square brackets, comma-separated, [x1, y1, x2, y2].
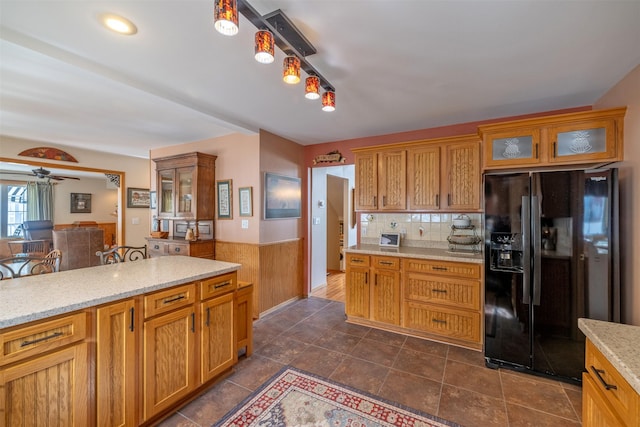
[241, 219, 249, 229]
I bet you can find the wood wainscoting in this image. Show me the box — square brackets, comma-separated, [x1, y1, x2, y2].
[216, 239, 304, 318]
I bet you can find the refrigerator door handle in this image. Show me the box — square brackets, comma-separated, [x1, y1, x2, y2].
[532, 196, 542, 306]
[522, 196, 531, 305]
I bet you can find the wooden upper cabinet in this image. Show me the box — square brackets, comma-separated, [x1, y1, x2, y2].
[444, 139, 481, 211]
[353, 149, 406, 211]
[479, 107, 626, 170]
[354, 152, 378, 210]
[378, 150, 406, 210]
[408, 145, 440, 210]
[154, 152, 217, 220]
[354, 134, 481, 212]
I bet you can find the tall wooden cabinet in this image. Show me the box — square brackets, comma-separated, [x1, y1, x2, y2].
[150, 152, 217, 259]
[345, 253, 371, 319]
[354, 134, 481, 212]
[154, 152, 217, 220]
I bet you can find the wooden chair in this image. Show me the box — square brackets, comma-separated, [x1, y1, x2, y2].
[96, 245, 148, 265]
[0, 250, 61, 279]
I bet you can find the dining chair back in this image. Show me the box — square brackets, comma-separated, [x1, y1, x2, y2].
[96, 245, 148, 265]
[0, 250, 62, 279]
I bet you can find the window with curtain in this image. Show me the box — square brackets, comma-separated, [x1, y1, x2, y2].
[26, 181, 54, 221]
[0, 183, 28, 238]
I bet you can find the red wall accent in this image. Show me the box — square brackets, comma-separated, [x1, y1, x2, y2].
[303, 105, 591, 168]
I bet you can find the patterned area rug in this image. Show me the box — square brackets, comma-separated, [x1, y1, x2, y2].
[214, 367, 460, 427]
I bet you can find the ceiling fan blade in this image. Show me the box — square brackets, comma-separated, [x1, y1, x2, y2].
[52, 175, 80, 180]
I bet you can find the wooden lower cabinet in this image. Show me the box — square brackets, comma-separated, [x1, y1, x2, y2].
[143, 305, 197, 420]
[371, 256, 401, 325]
[582, 339, 639, 426]
[235, 283, 254, 356]
[345, 253, 483, 350]
[0, 341, 89, 426]
[345, 254, 371, 319]
[96, 299, 138, 427]
[200, 292, 236, 382]
[0, 271, 245, 427]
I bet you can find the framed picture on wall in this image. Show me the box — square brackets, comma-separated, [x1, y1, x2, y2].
[217, 179, 232, 219]
[70, 193, 92, 213]
[264, 172, 301, 219]
[127, 188, 150, 208]
[239, 186, 253, 217]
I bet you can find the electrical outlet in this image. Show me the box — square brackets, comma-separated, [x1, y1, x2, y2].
[131, 217, 139, 225]
[241, 220, 249, 229]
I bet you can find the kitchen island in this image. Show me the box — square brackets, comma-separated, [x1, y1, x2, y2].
[579, 318, 640, 426]
[343, 244, 484, 350]
[0, 256, 245, 426]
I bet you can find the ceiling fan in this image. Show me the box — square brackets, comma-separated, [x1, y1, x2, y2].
[12, 167, 81, 181]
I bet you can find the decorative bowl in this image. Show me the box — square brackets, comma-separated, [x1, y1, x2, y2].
[150, 231, 169, 239]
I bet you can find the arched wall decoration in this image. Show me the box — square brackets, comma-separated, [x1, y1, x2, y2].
[18, 147, 78, 162]
[105, 173, 121, 188]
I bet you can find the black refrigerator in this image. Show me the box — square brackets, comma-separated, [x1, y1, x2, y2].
[483, 169, 620, 383]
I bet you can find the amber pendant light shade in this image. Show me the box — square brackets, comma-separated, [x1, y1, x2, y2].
[322, 90, 336, 111]
[214, 0, 238, 36]
[254, 30, 275, 63]
[305, 76, 321, 99]
[282, 56, 301, 84]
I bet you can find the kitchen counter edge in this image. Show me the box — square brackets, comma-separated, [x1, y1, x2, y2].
[344, 244, 483, 264]
[578, 318, 640, 395]
[0, 256, 241, 329]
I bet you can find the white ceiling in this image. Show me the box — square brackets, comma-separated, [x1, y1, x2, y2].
[1, 0, 639, 159]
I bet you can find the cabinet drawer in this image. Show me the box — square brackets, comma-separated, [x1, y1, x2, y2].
[167, 242, 189, 256]
[144, 283, 196, 319]
[200, 272, 237, 300]
[148, 241, 167, 257]
[585, 339, 639, 425]
[404, 258, 480, 279]
[1, 312, 88, 366]
[347, 253, 370, 267]
[403, 301, 481, 343]
[372, 256, 400, 270]
[405, 272, 480, 311]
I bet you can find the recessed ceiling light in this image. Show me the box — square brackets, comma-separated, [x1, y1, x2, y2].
[101, 14, 137, 35]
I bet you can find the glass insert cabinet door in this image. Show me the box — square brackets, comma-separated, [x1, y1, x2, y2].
[485, 129, 541, 167]
[549, 119, 615, 162]
[177, 167, 194, 215]
[158, 170, 174, 216]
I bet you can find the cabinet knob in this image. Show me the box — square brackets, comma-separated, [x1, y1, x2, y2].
[154, 245, 160, 250]
[175, 247, 181, 252]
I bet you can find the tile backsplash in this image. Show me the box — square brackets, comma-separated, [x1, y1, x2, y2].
[360, 213, 483, 249]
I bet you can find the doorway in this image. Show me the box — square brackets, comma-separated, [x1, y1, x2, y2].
[309, 165, 355, 302]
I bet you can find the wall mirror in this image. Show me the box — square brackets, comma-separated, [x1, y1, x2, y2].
[0, 156, 125, 246]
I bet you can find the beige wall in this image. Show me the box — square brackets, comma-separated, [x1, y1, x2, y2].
[149, 133, 262, 244]
[1, 136, 151, 246]
[594, 64, 640, 326]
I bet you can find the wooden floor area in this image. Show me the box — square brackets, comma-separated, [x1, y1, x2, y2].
[309, 270, 345, 302]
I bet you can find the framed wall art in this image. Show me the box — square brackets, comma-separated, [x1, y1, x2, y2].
[127, 188, 150, 208]
[70, 193, 92, 213]
[239, 186, 253, 217]
[264, 172, 301, 219]
[217, 179, 232, 219]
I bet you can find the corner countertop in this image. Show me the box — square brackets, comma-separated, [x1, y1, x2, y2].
[344, 244, 483, 264]
[578, 318, 640, 395]
[0, 256, 241, 329]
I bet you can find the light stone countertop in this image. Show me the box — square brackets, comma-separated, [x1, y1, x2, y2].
[0, 256, 241, 329]
[578, 318, 640, 395]
[344, 244, 483, 264]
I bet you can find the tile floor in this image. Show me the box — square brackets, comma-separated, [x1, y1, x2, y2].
[158, 297, 582, 427]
